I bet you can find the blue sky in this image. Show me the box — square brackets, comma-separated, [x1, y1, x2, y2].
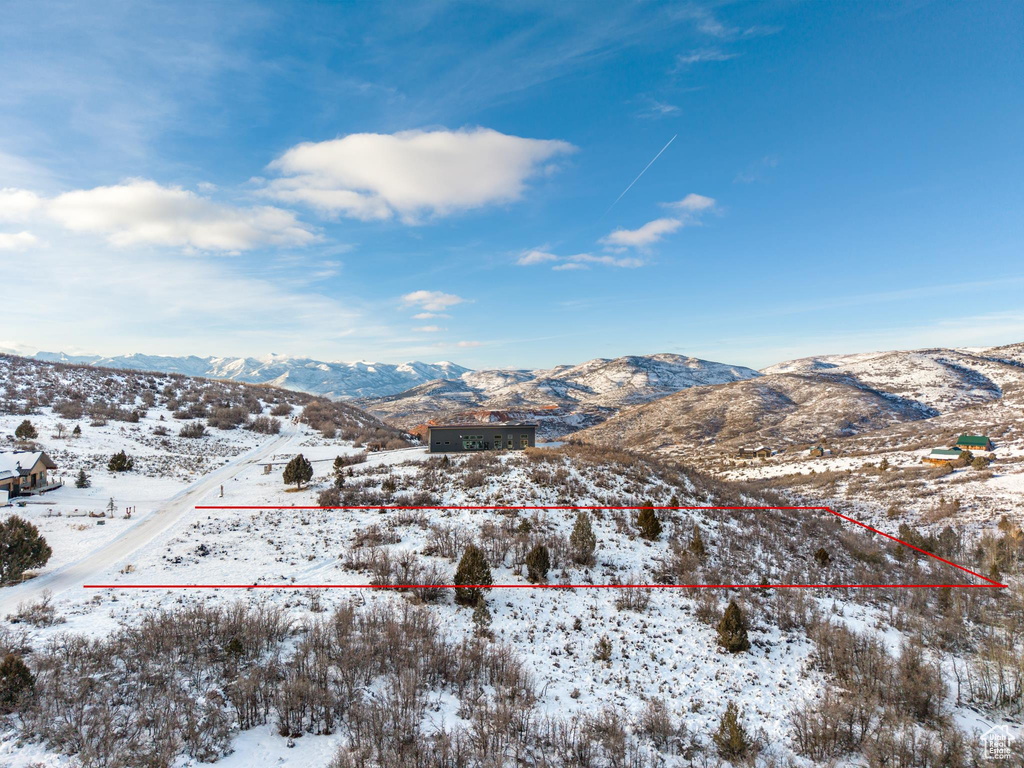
[0, 0, 1021, 370]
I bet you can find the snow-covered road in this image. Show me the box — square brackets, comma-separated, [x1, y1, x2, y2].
[0, 425, 302, 617]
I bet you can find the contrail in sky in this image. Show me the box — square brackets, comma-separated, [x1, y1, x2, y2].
[604, 134, 677, 216]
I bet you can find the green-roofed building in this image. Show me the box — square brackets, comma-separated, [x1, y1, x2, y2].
[954, 434, 993, 451]
[923, 448, 966, 465]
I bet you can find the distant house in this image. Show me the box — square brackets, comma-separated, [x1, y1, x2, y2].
[753, 446, 773, 459]
[923, 448, 964, 466]
[954, 434, 993, 452]
[808, 445, 832, 458]
[427, 423, 537, 453]
[736, 447, 756, 459]
[0, 451, 59, 497]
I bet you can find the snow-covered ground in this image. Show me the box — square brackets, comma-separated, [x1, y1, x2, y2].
[1, 352, 1021, 766]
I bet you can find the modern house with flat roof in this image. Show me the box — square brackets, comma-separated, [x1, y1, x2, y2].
[427, 423, 537, 453]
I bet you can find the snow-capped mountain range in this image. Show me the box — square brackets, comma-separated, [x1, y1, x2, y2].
[30, 351, 470, 400]
[577, 343, 1024, 455]
[360, 353, 762, 435]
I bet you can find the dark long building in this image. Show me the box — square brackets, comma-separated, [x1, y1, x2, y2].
[427, 423, 538, 453]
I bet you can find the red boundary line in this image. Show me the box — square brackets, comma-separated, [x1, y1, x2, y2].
[84, 505, 1006, 590]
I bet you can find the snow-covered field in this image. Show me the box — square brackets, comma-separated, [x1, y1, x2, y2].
[1, 354, 1021, 767]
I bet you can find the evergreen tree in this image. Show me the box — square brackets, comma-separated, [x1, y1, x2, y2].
[471, 598, 492, 636]
[283, 454, 313, 489]
[636, 505, 662, 541]
[689, 526, 706, 559]
[72, 424, 81, 437]
[107, 450, 134, 472]
[716, 599, 750, 653]
[453, 543, 492, 606]
[713, 701, 750, 760]
[569, 510, 596, 565]
[75, 469, 91, 489]
[0, 654, 34, 714]
[14, 420, 37, 440]
[813, 547, 830, 567]
[0, 516, 52, 583]
[525, 543, 550, 583]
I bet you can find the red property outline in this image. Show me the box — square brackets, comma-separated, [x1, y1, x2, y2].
[84, 506, 1006, 590]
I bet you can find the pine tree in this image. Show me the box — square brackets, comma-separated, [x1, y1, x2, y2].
[716, 599, 750, 653]
[689, 526, 706, 559]
[813, 547, 830, 567]
[332, 455, 347, 476]
[471, 598, 492, 636]
[713, 701, 750, 760]
[72, 424, 82, 437]
[107, 450, 134, 472]
[454, 544, 492, 606]
[14, 420, 37, 440]
[636, 505, 662, 541]
[283, 454, 313, 489]
[525, 544, 550, 583]
[75, 469, 91, 489]
[0, 654, 34, 714]
[0, 516, 52, 583]
[569, 511, 596, 565]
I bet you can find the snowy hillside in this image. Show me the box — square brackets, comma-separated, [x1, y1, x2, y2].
[33, 351, 471, 400]
[761, 345, 1024, 414]
[362, 353, 761, 437]
[0, 351, 1017, 767]
[580, 343, 1024, 458]
[0, 436, 1001, 767]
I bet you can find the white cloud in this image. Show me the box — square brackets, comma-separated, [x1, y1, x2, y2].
[46, 179, 316, 251]
[524, 250, 644, 270]
[664, 193, 716, 212]
[2, 234, 378, 360]
[402, 290, 466, 312]
[567, 253, 644, 269]
[414, 325, 443, 333]
[735, 154, 780, 184]
[636, 97, 681, 119]
[266, 128, 575, 222]
[0, 188, 42, 221]
[675, 48, 738, 67]
[412, 312, 449, 320]
[0, 231, 39, 251]
[516, 248, 560, 266]
[456, 340, 484, 348]
[601, 217, 682, 249]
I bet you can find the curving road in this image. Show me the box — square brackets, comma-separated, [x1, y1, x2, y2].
[0, 424, 302, 616]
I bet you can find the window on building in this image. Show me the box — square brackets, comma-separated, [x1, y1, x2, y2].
[520, 435, 529, 448]
[507, 438, 513, 448]
[494, 435, 503, 449]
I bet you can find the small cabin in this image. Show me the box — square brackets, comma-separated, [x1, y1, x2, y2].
[0, 451, 58, 497]
[954, 434, 993, 452]
[736, 447, 756, 459]
[427, 423, 537, 453]
[808, 445, 831, 458]
[923, 448, 963, 466]
[753, 446, 773, 459]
